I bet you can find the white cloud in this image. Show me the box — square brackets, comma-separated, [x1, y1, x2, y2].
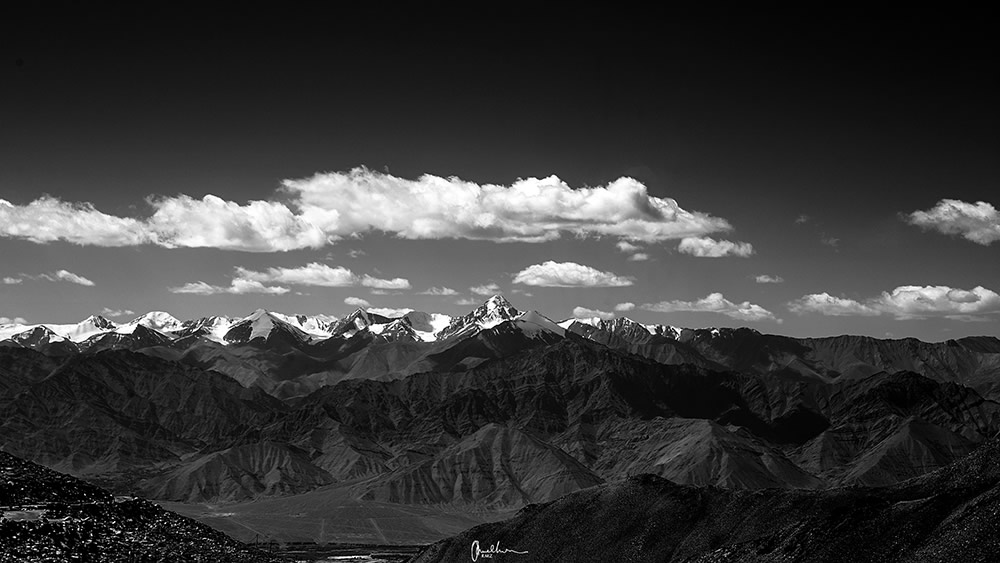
[820, 236, 839, 248]
[100, 307, 135, 318]
[677, 237, 754, 258]
[419, 286, 459, 296]
[877, 285, 1000, 319]
[367, 307, 414, 318]
[616, 241, 641, 253]
[146, 195, 327, 252]
[455, 298, 479, 306]
[627, 253, 649, 262]
[348, 249, 367, 258]
[512, 261, 634, 287]
[789, 285, 1000, 320]
[9, 270, 96, 286]
[642, 293, 779, 322]
[0, 197, 152, 246]
[470, 283, 502, 296]
[572, 306, 615, 320]
[0, 316, 28, 325]
[614, 302, 635, 312]
[235, 262, 409, 289]
[795, 214, 811, 224]
[169, 279, 289, 295]
[0, 170, 738, 251]
[344, 296, 371, 308]
[283, 168, 732, 243]
[787, 293, 881, 316]
[360, 275, 410, 290]
[41, 270, 95, 286]
[906, 199, 1000, 245]
[755, 275, 784, 284]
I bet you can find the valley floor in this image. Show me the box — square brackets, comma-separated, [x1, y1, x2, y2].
[157, 483, 512, 546]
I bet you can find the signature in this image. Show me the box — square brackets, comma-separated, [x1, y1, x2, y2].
[471, 540, 529, 561]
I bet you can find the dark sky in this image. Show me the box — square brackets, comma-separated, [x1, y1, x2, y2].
[2, 12, 998, 340]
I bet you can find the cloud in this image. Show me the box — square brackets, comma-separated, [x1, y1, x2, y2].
[616, 241, 641, 253]
[627, 253, 649, 262]
[906, 199, 1000, 245]
[0, 197, 152, 246]
[877, 285, 1000, 319]
[367, 307, 414, 318]
[455, 298, 479, 306]
[572, 306, 615, 320]
[470, 283, 502, 296]
[42, 270, 95, 286]
[0, 170, 737, 251]
[419, 286, 459, 296]
[789, 285, 1000, 320]
[146, 195, 328, 252]
[787, 293, 881, 316]
[795, 214, 811, 224]
[344, 296, 371, 308]
[614, 302, 635, 312]
[361, 275, 411, 290]
[6, 270, 96, 286]
[642, 293, 779, 322]
[0, 316, 28, 325]
[348, 249, 366, 258]
[169, 279, 289, 295]
[100, 307, 136, 318]
[820, 236, 839, 248]
[235, 262, 410, 289]
[283, 168, 732, 243]
[754, 275, 785, 284]
[677, 237, 754, 258]
[512, 261, 634, 287]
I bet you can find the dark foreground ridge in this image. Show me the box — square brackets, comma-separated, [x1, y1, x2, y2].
[0, 449, 280, 563]
[412, 434, 1000, 563]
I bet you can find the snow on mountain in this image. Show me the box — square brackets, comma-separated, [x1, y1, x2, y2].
[179, 316, 235, 342]
[403, 312, 453, 342]
[42, 315, 118, 342]
[123, 311, 185, 333]
[10, 326, 72, 350]
[0, 321, 31, 341]
[435, 295, 521, 340]
[328, 308, 392, 338]
[223, 309, 315, 346]
[515, 310, 566, 338]
[271, 312, 338, 337]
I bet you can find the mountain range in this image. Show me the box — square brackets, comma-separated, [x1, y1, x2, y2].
[2, 295, 1000, 545]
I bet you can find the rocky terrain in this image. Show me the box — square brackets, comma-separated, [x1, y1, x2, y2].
[412, 432, 1000, 562]
[0, 449, 280, 562]
[1, 295, 999, 545]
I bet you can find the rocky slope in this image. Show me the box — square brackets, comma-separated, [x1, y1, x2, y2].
[2, 297, 1000, 545]
[0, 449, 279, 563]
[413, 434, 1000, 563]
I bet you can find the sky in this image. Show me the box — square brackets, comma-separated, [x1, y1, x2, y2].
[1, 12, 998, 341]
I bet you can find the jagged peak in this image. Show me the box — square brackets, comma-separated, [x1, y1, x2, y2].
[483, 293, 513, 309]
[82, 315, 117, 329]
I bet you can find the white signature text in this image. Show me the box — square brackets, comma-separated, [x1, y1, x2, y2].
[470, 540, 529, 561]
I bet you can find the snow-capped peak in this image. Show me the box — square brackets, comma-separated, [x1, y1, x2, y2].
[271, 312, 339, 337]
[126, 311, 184, 332]
[41, 315, 118, 342]
[435, 295, 521, 340]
